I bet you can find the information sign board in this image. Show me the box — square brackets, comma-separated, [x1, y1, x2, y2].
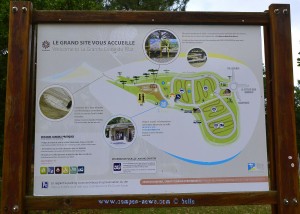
[34, 24, 269, 196]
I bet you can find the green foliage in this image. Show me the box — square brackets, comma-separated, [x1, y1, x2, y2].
[0, 0, 9, 177]
[295, 82, 300, 153]
[103, 0, 189, 11]
[31, 0, 104, 10]
[296, 60, 300, 153]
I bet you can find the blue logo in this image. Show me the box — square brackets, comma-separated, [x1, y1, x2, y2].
[48, 167, 54, 174]
[42, 181, 48, 189]
[175, 94, 181, 102]
[78, 166, 85, 174]
[159, 100, 168, 108]
[113, 163, 122, 171]
[248, 163, 256, 171]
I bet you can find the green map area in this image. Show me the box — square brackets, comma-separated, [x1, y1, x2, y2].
[110, 71, 239, 145]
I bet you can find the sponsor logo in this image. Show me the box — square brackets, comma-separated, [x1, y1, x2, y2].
[78, 166, 85, 174]
[42, 40, 50, 50]
[48, 167, 54, 174]
[62, 166, 70, 174]
[42, 181, 48, 189]
[39, 165, 84, 174]
[248, 162, 264, 172]
[55, 167, 62, 174]
[113, 163, 122, 171]
[40, 167, 47, 174]
[248, 163, 256, 171]
[70, 166, 78, 174]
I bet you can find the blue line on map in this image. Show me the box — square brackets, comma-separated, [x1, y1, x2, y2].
[165, 152, 240, 165]
[131, 106, 157, 118]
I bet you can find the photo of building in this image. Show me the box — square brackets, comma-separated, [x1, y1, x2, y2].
[105, 117, 135, 144]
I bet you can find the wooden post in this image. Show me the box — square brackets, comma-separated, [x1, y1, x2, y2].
[264, 20, 278, 214]
[1, 1, 32, 213]
[268, 4, 300, 214]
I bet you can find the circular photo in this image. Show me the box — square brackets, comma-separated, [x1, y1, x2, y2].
[187, 48, 208, 67]
[39, 85, 73, 120]
[104, 116, 136, 149]
[144, 29, 179, 64]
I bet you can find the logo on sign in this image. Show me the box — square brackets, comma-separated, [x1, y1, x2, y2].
[62, 166, 70, 174]
[70, 166, 78, 174]
[248, 163, 256, 171]
[42, 40, 50, 50]
[48, 167, 54, 174]
[55, 167, 62, 174]
[113, 163, 122, 171]
[78, 166, 85, 174]
[40, 167, 47, 174]
[42, 181, 48, 189]
[248, 162, 264, 172]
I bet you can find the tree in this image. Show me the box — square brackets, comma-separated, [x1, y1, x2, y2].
[120, 80, 127, 88]
[143, 72, 150, 80]
[0, 0, 9, 177]
[133, 75, 140, 84]
[264, 60, 300, 153]
[103, 0, 189, 11]
[148, 69, 159, 83]
[294, 80, 300, 153]
[296, 52, 300, 153]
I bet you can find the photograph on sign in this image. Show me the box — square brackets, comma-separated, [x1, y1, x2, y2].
[34, 24, 268, 196]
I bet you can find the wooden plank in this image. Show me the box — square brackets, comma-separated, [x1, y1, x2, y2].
[32, 10, 269, 25]
[25, 191, 277, 210]
[268, 4, 300, 214]
[1, 1, 32, 214]
[26, 24, 38, 197]
[264, 23, 279, 214]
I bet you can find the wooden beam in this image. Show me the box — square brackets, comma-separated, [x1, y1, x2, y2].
[268, 4, 300, 214]
[1, 1, 32, 213]
[32, 10, 269, 25]
[25, 191, 277, 210]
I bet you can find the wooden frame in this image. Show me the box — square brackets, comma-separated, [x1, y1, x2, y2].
[1, 1, 299, 213]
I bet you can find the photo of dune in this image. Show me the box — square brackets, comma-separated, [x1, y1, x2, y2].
[39, 86, 73, 120]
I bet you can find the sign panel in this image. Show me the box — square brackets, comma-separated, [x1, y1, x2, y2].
[34, 24, 268, 196]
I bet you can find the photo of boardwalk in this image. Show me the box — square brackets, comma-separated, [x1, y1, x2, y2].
[39, 86, 72, 120]
[187, 48, 208, 67]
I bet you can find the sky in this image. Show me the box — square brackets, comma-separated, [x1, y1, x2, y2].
[186, 0, 300, 84]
